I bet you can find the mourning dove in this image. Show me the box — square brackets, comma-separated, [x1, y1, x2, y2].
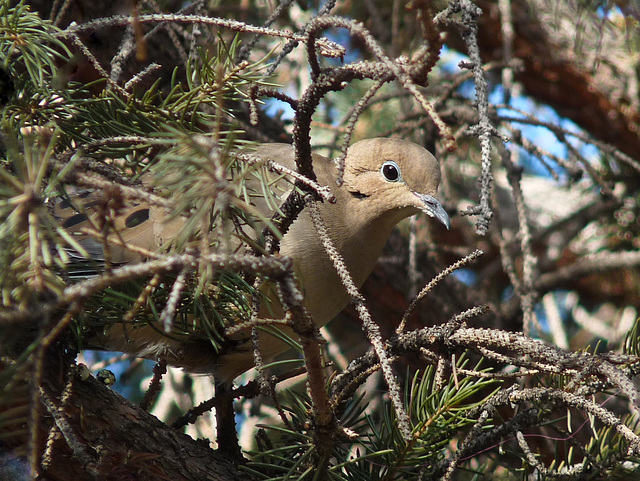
[57, 138, 449, 382]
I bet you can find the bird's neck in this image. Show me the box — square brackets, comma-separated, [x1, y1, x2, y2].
[323, 200, 412, 287]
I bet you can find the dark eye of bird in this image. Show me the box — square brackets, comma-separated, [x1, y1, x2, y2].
[381, 161, 401, 182]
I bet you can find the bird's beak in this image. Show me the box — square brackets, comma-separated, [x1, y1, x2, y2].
[414, 193, 450, 230]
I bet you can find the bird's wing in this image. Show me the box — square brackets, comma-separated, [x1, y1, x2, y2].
[53, 145, 334, 379]
[53, 184, 156, 277]
[53, 144, 305, 270]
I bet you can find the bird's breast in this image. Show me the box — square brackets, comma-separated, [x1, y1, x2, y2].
[279, 205, 394, 328]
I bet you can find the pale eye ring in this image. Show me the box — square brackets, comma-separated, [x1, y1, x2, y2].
[381, 161, 402, 182]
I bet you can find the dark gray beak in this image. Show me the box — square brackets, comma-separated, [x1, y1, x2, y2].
[415, 193, 450, 230]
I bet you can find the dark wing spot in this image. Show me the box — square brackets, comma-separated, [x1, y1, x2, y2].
[124, 208, 150, 228]
[62, 213, 88, 228]
[57, 198, 72, 209]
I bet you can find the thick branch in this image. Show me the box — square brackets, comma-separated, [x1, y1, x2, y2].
[446, 0, 640, 161]
[35, 362, 249, 481]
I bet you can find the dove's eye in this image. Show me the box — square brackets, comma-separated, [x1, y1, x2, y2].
[381, 161, 401, 182]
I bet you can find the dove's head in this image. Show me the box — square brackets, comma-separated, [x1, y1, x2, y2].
[341, 138, 450, 229]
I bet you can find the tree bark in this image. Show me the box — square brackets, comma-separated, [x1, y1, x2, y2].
[447, 0, 640, 161]
[34, 361, 250, 481]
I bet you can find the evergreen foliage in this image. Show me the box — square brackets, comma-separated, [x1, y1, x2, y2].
[2, 1, 640, 480]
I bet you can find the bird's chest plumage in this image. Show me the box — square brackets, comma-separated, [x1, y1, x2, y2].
[279, 202, 393, 327]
